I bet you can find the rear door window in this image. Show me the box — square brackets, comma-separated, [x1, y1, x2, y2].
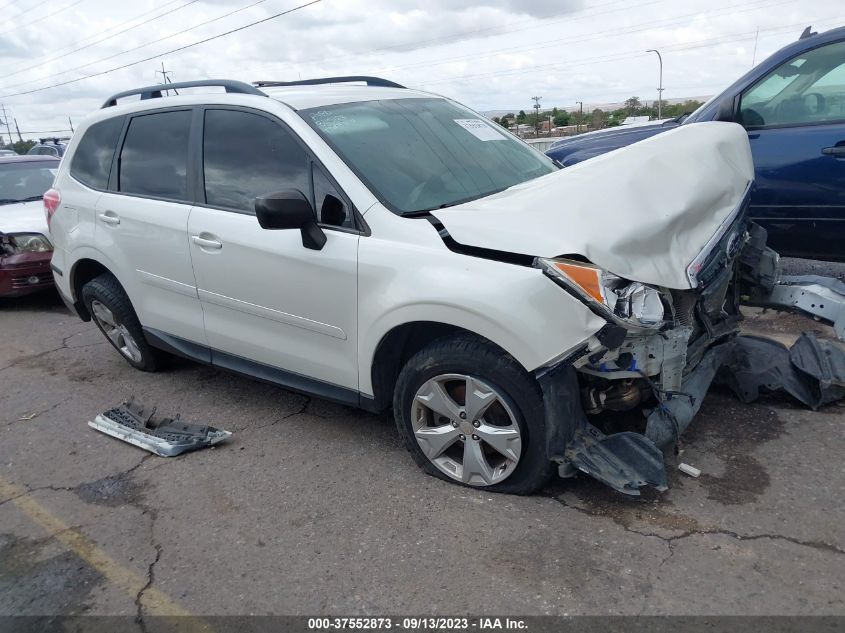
[70, 117, 123, 189]
[202, 109, 309, 213]
[118, 110, 191, 200]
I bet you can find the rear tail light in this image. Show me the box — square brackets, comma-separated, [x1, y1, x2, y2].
[44, 188, 60, 229]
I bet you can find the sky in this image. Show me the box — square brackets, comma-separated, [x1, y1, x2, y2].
[0, 0, 843, 140]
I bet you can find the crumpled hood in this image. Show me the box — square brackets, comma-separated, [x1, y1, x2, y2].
[432, 122, 754, 289]
[0, 200, 48, 237]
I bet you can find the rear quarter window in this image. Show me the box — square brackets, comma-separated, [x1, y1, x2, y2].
[70, 117, 124, 189]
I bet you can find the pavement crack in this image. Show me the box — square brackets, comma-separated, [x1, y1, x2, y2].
[145, 454, 189, 472]
[0, 346, 63, 373]
[3, 397, 75, 428]
[134, 460, 161, 633]
[255, 395, 311, 429]
[545, 493, 844, 556]
[126, 453, 155, 476]
[0, 483, 76, 506]
[0, 327, 97, 373]
[135, 542, 162, 633]
[658, 529, 845, 556]
[0, 491, 29, 508]
[545, 493, 670, 545]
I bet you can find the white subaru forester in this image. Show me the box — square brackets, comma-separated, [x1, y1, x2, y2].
[47, 77, 845, 495]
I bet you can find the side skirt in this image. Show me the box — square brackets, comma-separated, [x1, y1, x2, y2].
[142, 327, 371, 410]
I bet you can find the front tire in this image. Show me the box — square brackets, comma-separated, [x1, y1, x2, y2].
[393, 334, 554, 495]
[81, 273, 162, 372]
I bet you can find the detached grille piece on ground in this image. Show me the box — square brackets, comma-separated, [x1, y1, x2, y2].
[88, 399, 232, 457]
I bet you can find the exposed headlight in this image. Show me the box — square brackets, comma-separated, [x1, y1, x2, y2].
[536, 257, 664, 329]
[613, 282, 665, 327]
[1, 233, 53, 254]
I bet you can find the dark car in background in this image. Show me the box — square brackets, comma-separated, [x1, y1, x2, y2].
[546, 116, 684, 166]
[0, 155, 58, 297]
[547, 25, 845, 261]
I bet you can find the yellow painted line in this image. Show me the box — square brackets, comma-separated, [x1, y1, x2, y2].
[0, 477, 209, 628]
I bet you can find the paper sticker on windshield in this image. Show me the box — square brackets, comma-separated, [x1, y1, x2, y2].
[454, 119, 505, 141]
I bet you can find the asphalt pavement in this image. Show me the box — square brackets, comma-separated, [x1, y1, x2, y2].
[0, 283, 843, 621]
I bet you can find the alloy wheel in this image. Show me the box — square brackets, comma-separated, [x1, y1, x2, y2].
[90, 300, 143, 363]
[411, 373, 522, 486]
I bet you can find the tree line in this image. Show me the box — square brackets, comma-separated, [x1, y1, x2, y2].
[2, 139, 36, 154]
[492, 97, 705, 132]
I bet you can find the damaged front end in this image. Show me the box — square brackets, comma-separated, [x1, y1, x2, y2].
[536, 192, 845, 496]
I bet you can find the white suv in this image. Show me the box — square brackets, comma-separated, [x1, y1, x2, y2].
[47, 77, 845, 495]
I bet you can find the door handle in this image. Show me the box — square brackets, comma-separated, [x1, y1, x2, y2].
[98, 212, 120, 225]
[191, 235, 223, 249]
[821, 145, 845, 157]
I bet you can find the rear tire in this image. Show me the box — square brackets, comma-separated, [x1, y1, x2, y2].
[393, 334, 554, 495]
[81, 272, 163, 372]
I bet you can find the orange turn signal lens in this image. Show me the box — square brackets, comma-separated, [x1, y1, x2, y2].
[549, 261, 605, 304]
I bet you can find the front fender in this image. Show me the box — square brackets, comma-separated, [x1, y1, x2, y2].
[357, 252, 605, 396]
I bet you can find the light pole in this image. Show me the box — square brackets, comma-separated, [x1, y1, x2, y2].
[531, 96, 542, 137]
[575, 101, 583, 134]
[646, 49, 663, 119]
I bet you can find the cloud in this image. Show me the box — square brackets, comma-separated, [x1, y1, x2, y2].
[0, 0, 841, 136]
[386, 0, 585, 18]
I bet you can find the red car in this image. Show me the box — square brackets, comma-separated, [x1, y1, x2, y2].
[0, 155, 59, 297]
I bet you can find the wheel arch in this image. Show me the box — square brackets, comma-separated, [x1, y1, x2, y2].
[68, 250, 127, 320]
[367, 319, 530, 413]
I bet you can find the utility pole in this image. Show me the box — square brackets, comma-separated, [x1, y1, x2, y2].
[646, 49, 664, 119]
[14, 118, 23, 142]
[0, 104, 10, 146]
[576, 101, 583, 134]
[155, 62, 178, 95]
[531, 96, 542, 137]
[68, 116, 74, 134]
[751, 26, 760, 67]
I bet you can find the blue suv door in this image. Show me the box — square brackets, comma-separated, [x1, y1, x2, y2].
[737, 39, 845, 260]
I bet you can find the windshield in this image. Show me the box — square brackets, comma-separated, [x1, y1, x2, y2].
[302, 98, 557, 214]
[0, 161, 57, 205]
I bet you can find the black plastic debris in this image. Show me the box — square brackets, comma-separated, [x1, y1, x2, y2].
[541, 364, 669, 497]
[564, 423, 668, 495]
[88, 399, 232, 457]
[545, 332, 845, 496]
[646, 333, 845, 450]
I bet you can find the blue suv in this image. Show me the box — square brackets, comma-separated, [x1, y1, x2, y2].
[547, 26, 845, 261]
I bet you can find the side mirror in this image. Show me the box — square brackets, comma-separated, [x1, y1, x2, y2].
[255, 190, 326, 251]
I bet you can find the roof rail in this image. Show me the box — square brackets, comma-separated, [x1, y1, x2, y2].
[254, 76, 406, 89]
[101, 79, 266, 108]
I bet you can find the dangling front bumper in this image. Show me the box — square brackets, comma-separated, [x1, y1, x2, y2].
[539, 331, 845, 496]
[536, 225, 845, 496]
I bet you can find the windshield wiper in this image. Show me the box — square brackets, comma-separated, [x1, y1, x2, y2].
[435, 187, 514, 211]
[407, 178, 542, 215]
[409, 201, 469, 215]
[0, 195, 43, 205]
